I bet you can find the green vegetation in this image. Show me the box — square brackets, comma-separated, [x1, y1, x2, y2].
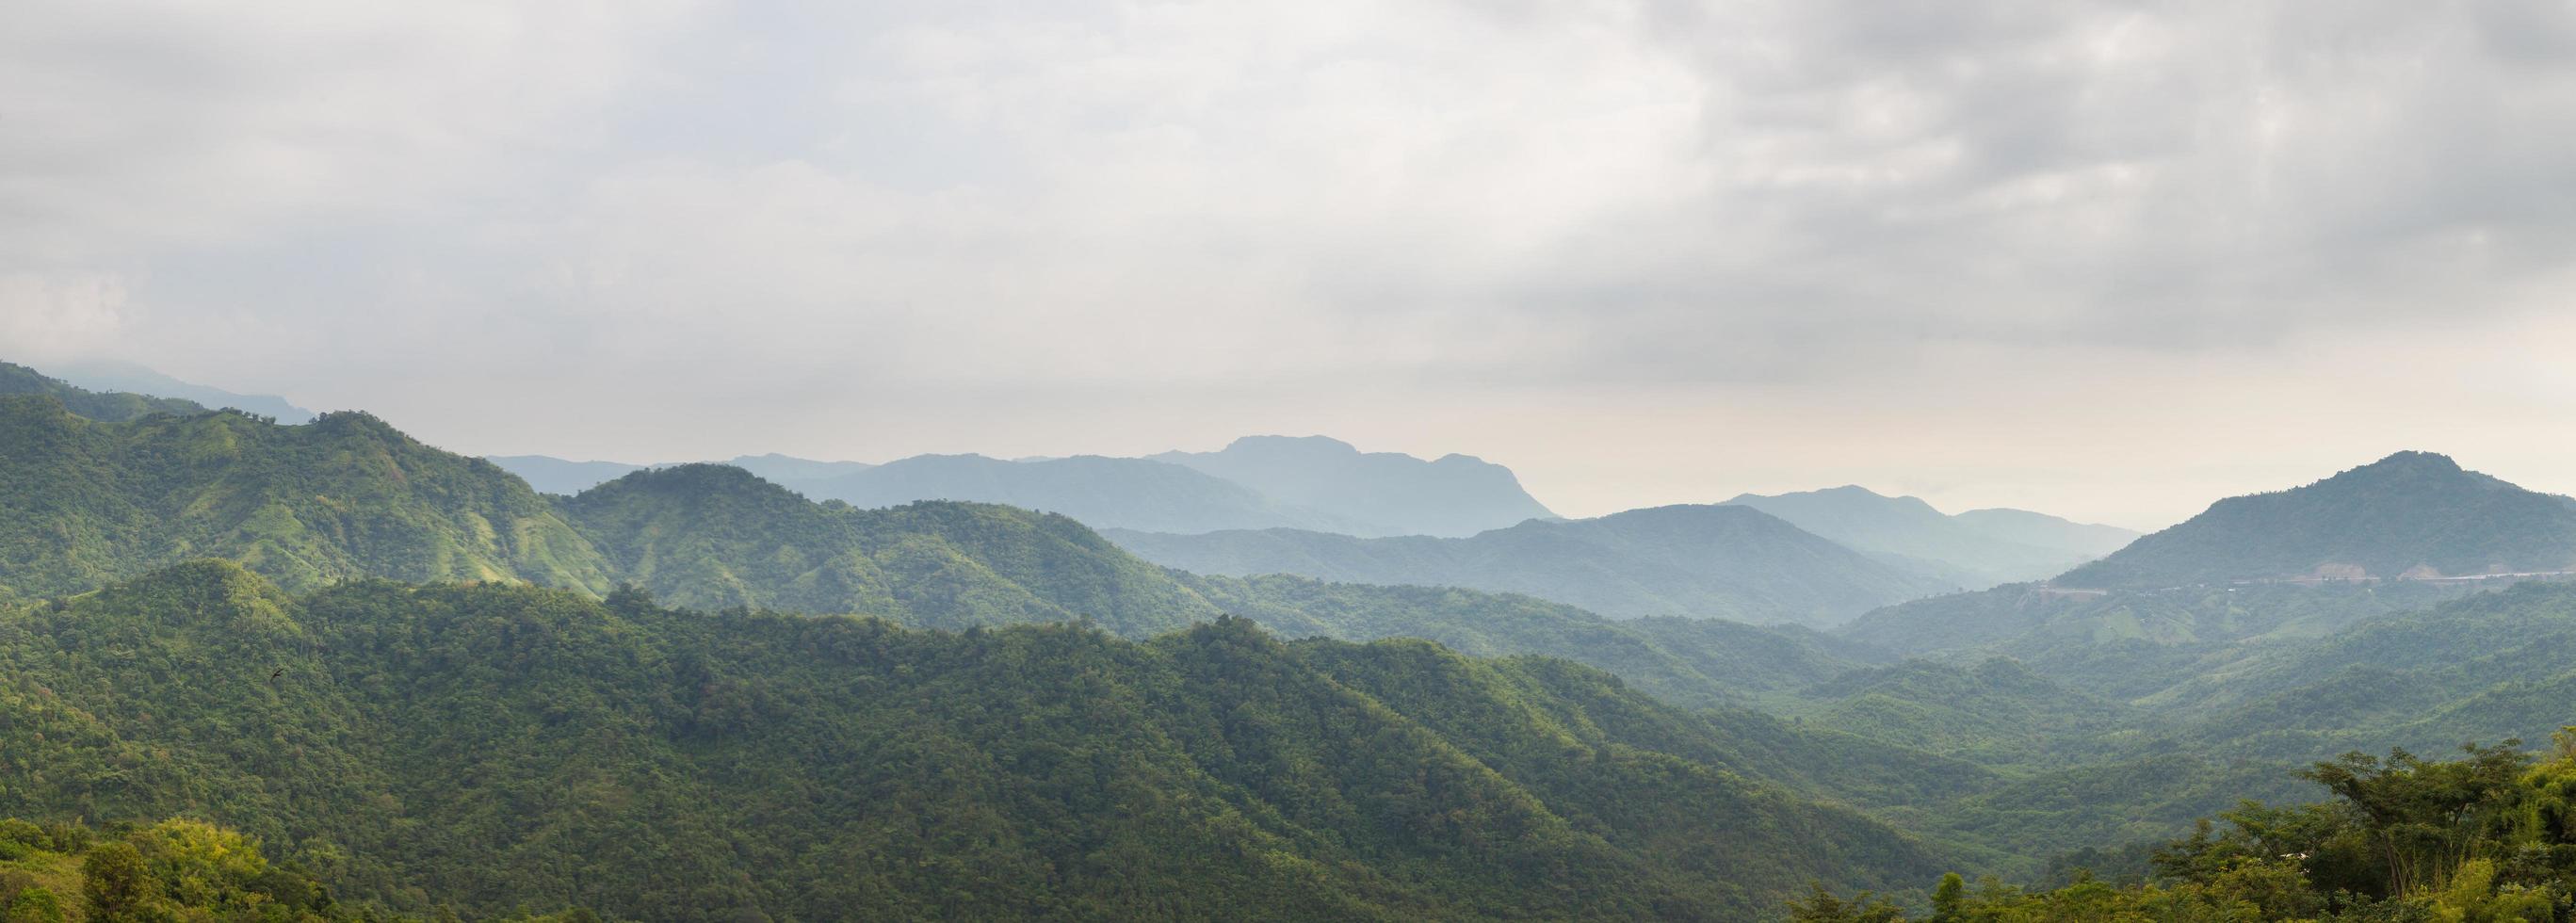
[1108, 503, 1957, 629]
[0, 562, 1952, 920]
[1796, 737, 2576, 922]
[0, 390, 1915, 705]
[561, 463, 1221, 636]
[0, 397, 618, 604]
[27, 374, 2576, 918]
[0, 362, 207, 425]
[2057, 451, 2576, 590]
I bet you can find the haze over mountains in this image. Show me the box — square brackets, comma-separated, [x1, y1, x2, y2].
[1106, 505, 1955, 628]
[1721, 486, 2138, 588]
[491, 435, 1557, 540]
[23, 357, 2576, 918]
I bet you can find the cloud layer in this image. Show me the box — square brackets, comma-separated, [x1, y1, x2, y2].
[7, 0, 2574, 525]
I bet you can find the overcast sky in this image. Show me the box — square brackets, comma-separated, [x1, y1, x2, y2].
[8, 0, 2575, 528]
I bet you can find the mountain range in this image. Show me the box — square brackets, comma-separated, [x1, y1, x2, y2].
[490, 435, 1556, 539]
[1105, 504, 1957, 628]
[1722, 486, 2136, 589]
[26, 357, 2576, 918]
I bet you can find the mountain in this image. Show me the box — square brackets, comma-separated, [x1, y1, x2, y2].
[44, 358, 317, 423]
[491, 435, 1553, 538]
[0, 393, 1217, 633]
[776, 453, 1363, 534]
[482, 454, 647, 494]
[560, 463, 1221, 636]
[0, 395, 619, 603]
[1175, 572, 1885, 708]
[1107, 504, 1957, 628]
[721, 451, 875, 484]
[0, 389, 1887, 705]
[1150, 435, 1556, 536]
[1722, 486, 2137, 588]
[0, 561, 1954, 920]
[1951, 508, 2139, 559]
[2054, 451, 2576, 590]
[0, 360, 207, 423]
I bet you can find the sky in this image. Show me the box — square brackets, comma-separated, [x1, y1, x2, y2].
[6, 0, 2575, 529]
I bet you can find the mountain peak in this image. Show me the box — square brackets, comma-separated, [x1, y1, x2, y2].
[2055, 451, 2576, 589]
[2352, 450, 2462, 475]
[1219, 434, 1359, 455]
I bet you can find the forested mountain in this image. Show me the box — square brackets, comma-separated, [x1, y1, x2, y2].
[0, 388, 1890, 704]
[0, 361, 209, 424]
[1108, 504, 1955, 628]
[2055, 451, 2576, 589]
[489, 436, 1552, 538]
[1721, 486, 2136, 588]
[1149, 435, 1557, 537]
[1801, 739, 2576, 923]
[561, 464, 1223, 636]
[44, 358, 318, 423]
[0, 395, 619, 603]
[0, 562, 1952, 920]
[32, 363, 2576, 917]
[1174, 573, 1885, 708]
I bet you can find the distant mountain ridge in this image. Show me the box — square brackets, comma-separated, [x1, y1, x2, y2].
[488, 436, 1555, 539]
[0, 381, 1883, 708]
[1106, 504, 1958, 628]
[46, 359, 317, 423]
[0, 360, 209, 422]
[1149, 435, 1557, 537]
[2054, 451, 2576, 590]
[1722, 486, 2137, 589]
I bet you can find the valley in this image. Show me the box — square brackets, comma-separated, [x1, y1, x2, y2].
[4, 361, 2573, 920]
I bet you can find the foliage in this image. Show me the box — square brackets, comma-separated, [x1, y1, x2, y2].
[0, 562, 1954, 921]
[1799, 739, 2576, 921]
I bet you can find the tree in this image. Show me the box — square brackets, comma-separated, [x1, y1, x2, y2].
[81, 841, 152, 921]
[1927, 873, 1965, 923]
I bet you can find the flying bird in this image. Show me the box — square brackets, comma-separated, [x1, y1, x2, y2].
[269, 668, 284, 683]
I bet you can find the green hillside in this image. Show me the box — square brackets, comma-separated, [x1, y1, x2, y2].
[0, 388, 1917, 716]
[559, 463, 1220, 636]
[2056, 451, 2576, 589]
[0, 562, 1954, 921]
[0, 395, 617, 603]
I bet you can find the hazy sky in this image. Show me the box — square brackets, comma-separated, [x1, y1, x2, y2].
[8, 0, 2576, 528]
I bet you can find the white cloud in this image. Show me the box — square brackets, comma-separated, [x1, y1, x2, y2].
[3, 0, 2573, 524]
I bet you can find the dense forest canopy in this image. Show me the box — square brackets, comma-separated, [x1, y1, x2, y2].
[0, 562, 1949, 921]
[13, 368, 2576, 920]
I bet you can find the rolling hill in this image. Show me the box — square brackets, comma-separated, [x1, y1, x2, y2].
[1107, 504, 1957, 628]
[1722, 486, 2136, 588]
[0, 561, 1955, 920]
